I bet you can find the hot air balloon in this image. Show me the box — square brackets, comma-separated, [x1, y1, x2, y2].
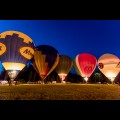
[0, 30, 35, 86]
[32, 45, 59, 84]
[55, 55, 73, 83]
[74, 53, 97, 83]
[98, 53, 120, 84]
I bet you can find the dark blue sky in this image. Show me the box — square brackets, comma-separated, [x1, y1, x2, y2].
[0, 20, 120, 73]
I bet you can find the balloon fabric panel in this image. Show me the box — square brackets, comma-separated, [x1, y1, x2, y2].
[78, 54, 97, 77]
[55, 55, 73, 74]
[32, 45, 59, 80]
[47, 53, 59, 77]
[36, 45, 58, 70]
[34, 50, 48, 76]
[74, 53, 97, 78]
[74, 55, 83, 76]
[0, 33, 34, 64]
[98, 53, 120, 81]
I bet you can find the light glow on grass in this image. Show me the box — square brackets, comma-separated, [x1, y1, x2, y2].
[0, 84, 119, 100]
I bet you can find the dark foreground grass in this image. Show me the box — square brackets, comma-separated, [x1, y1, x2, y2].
[0, 84, 120, 100]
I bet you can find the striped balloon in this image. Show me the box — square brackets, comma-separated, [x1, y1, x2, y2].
[55, 55, 73, 81]
[32, 45, 59, 83]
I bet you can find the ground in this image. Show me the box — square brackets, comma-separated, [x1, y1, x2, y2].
[0, 84, 120, 100]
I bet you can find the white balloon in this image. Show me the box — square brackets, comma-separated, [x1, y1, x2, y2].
[98, 53, 120, 82]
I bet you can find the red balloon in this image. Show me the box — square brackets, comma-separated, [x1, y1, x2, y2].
[74, 53, 97, 78]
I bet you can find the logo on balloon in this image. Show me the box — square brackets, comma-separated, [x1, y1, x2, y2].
[98, 63, 104, 69]
[19, 47, 34, 60]
[0, 42, 6, 55]
[84, 66, 92, 72]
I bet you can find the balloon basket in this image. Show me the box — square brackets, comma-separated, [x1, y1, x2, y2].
[111, 81, 114, 84]
[41, 80, 45, 84]
[61, 80, 66, 84]
[9, 79, 15, 86]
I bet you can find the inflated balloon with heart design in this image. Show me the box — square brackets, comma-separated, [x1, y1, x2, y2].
[74, 53, 97, 83]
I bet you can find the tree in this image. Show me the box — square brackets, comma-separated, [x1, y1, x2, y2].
[94, 72, 102, 83]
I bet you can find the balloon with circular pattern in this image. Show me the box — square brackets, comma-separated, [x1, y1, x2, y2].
[98, 53, 120, 83]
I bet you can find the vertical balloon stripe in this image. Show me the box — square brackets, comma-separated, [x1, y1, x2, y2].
[33, 51, 40, 74]
[0, 37, 7, 61]
[37, 52, 43, 74]
[32, 64, 40, 75]
[14, 37, 23, 62]
[11, 34, 18, 61]
[32, 58, 40, 75]
[76, 55, 83, 76]
[5, 35, 11, 61]
[45, 53, 56, 69]
[39, 53, 47, 75]
[34, 50, 48, 76]
[55, 55, 73, 74]
[36, 45, 57, 70]
[15, 37, 27, 63]
[74, 60, 81, 76]
[47, 53, 59, 77]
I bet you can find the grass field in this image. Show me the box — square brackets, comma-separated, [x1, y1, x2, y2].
[0, 84, 120, 100]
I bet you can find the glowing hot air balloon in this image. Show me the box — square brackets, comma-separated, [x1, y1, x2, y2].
[98, 53, 120, 84]
[32, 45, 59, 84]
[55, 55, 73, 83]
[74, 53, 97, 83]
[0, 30, 35, 85]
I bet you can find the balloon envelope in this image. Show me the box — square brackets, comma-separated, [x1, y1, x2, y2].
[55, 55, 73, 81]
[32, 45, 59, 81]
[98, 53, 120, 82]
[0, 30, 35, 80]
[74, 53, 97, 78]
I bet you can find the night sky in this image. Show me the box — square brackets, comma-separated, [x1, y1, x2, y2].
[0, 20, 120, 73]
